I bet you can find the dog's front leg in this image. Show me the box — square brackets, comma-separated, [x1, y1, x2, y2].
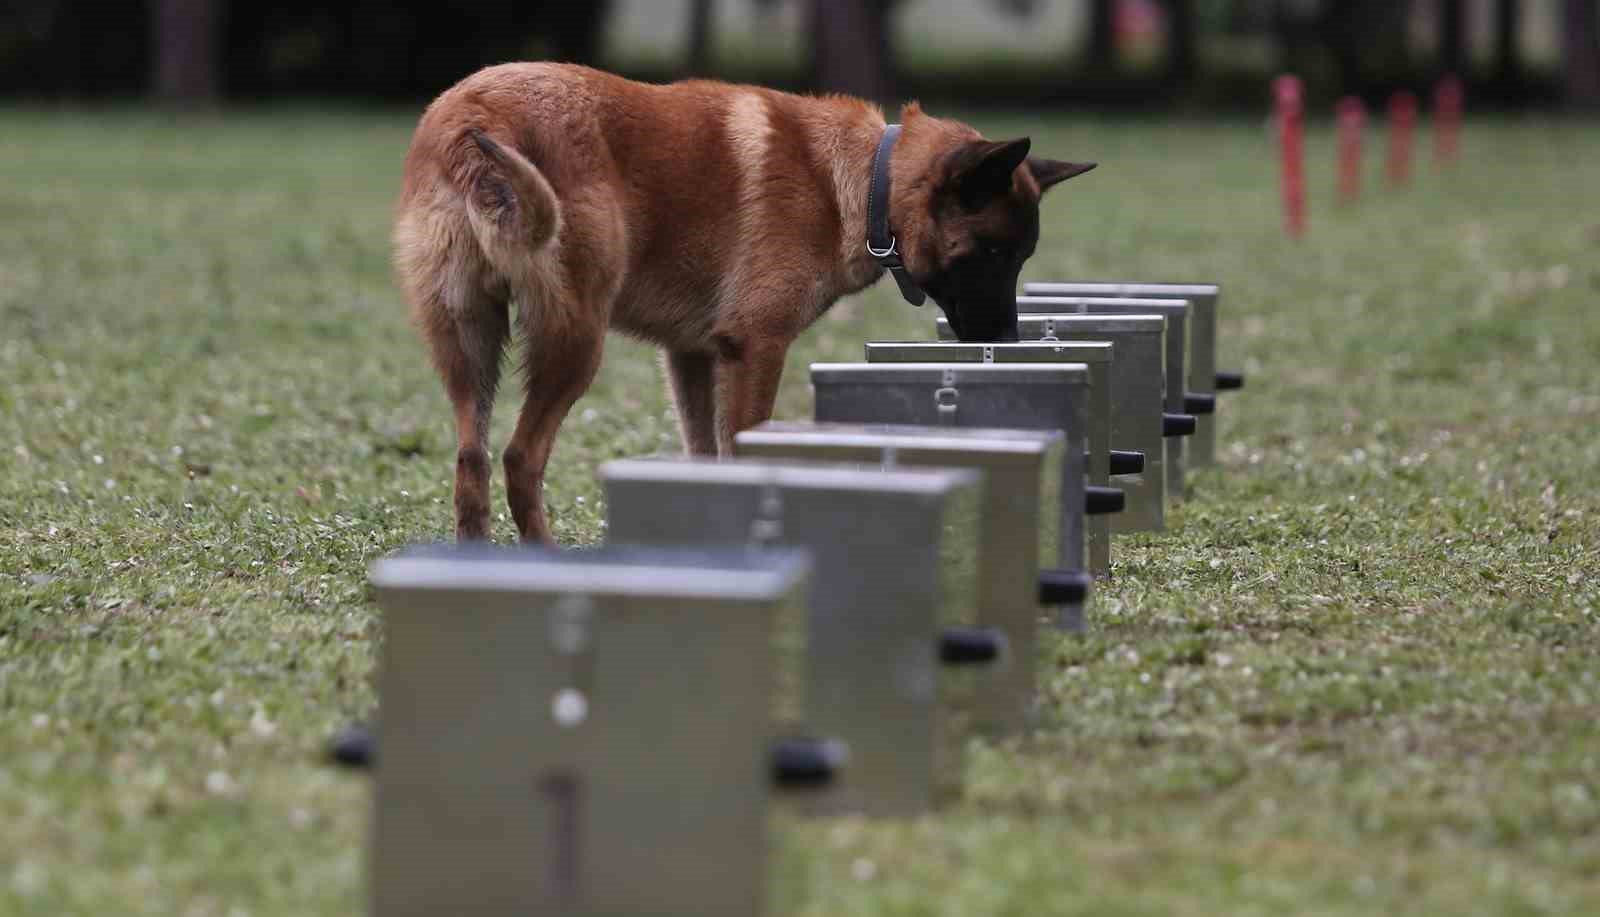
[663, 349, 719, 456]
[714, 336, 791, 456]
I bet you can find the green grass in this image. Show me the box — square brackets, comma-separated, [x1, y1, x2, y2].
[2, 104, 1598, 915]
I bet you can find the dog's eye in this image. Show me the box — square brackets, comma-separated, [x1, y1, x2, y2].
[987, 246, 1017, 266]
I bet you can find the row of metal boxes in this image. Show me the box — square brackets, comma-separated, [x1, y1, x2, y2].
[359, 282, 1246, 915]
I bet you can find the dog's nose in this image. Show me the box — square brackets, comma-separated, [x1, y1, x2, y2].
[995, 326, 1020, 343]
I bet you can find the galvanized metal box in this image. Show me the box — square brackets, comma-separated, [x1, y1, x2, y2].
[1014, 296, 1200, 495]
[1014, 295, 1213, 420]
[1022, 281, 1241, 468]
[852, 345, 1117, 576]
[809, 361, 1096, 589]
[992, 305, 1196, 499]
[369, 544, 811, 917]
[861, 341, 1114, 482]
[898, 329, 1166, 534]
[734, 421, 1074, 735]
[603, 458, 984, 817]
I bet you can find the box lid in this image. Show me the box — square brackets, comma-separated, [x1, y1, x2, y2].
[738, 420, 1063, 457]
[1022, 281, 1218, 299]
[601, 456, 980, 497]
[945, 313, 1167, 334]
[1015, 296, 1190, 317]
[371, 542, 811, 600]
[812, 360, 1091, 384]
[864, 341, 1112, 364]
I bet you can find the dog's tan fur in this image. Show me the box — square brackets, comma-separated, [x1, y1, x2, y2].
[395, 63, 1089, 543]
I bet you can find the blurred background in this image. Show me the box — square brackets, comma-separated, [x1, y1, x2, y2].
[3, 0, 1598, 111]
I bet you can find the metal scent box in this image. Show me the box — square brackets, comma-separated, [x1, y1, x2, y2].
[1014, 296, 1207, 493]
[921, 324, 1172, 531]
[1014, 295, 1215, 421]
[857, 342, 1120, 579]
[809, 360, 1103, 588]
[861, 341, 1115, 480]
[369, 544, 812, 917]
[603, 458, 986, 817]
[1015, 296, 1194, 418]
[734, 421, 1077, 736]
[1021, 282, 1246, 468]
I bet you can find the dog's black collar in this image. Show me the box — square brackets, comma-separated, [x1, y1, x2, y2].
[866, 124, 926, 307]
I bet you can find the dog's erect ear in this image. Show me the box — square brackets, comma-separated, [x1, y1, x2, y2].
[944, 137, 1032, 209]
[1028, 158, 1097, 194]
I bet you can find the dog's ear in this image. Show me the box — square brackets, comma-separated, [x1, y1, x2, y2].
[1028, 158, 1097, 194]
[943, 137, 1032, 209]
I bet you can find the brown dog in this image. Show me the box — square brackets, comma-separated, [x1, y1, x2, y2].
[395, 63, 1094, 543]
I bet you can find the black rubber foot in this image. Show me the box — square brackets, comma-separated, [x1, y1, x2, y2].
[1184, 392, 1216, 415]
[1109, 450, 1145, 475]
[1163, 413, 1197, 436]
[1085, 485, 1126, 515]
[1038, 568, 1092, 605]
[1215, 371, 1245, 391]
[328, 723, 375, 770]
[772, 737, 848, 789]
[939, 626, 1007, 665]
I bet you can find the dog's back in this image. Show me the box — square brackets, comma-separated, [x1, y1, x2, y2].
[396, 63, 877, 351]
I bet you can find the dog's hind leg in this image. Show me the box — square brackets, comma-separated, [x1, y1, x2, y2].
[398, 195, 511, 542]
[663, 349, 718, 456]
[413, 286, 510, 542]
[503, 307, 607, 545]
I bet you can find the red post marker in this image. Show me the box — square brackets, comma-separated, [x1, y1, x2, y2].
[1274, 74, 1305, 238]
[1336, 96, 1366, 204]
[1434, 75, 1463, 166]
[1387, 91, 1417, 187]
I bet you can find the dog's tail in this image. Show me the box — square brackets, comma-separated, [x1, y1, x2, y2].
[463, 128, 561, 269]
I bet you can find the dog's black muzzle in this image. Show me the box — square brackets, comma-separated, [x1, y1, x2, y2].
[940, 305, 1020, 344]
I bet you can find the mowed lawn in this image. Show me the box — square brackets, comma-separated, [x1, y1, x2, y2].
[1, 104, 1598, 916]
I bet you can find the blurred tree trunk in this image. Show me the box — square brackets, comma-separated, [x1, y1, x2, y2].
[687, 0, 715, 75]
[1324, 2, 1362, 92]
[1165, 0, 1196, 84]
[1314, 1, 1415, 92]
[1437, 0, 1467, 77]
[549, 0, 612, 64]
[1086, 0, 1116, 68]
[1271, 0, 1303, 76]
[1565, 0, 1600, 107]
[151, 0, 220, 104]
[811, 0, 893, 100]
[1493, 0, 1522, 90]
